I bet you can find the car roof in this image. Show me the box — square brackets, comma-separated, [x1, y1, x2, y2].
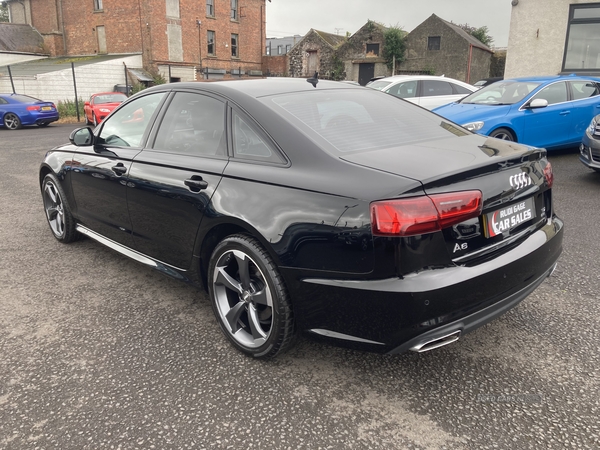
[370, 75, 463, 83]
[143, 78, 360, 100]
[503, 74, 600, 83]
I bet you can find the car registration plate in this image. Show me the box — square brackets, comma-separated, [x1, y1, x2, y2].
[41, 106, 52, 111]
[483, 197, 535, 238]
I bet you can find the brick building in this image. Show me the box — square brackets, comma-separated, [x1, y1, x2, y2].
[5, 0, 267, 81]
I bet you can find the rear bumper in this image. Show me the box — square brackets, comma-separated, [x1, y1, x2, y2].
[35, 116, 59, 125]
[287, 216, 563, 354]
[387, 261, 556, 354]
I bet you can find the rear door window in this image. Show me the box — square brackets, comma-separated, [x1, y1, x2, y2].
[421, 80, 454, 97]
[569, 81, 600, 100]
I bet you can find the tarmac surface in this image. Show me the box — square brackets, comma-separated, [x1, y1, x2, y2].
[1, 123, 599, 449]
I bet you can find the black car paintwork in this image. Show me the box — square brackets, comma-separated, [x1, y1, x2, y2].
[40, 79, 563, 354]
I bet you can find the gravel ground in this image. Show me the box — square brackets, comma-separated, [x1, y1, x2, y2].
[0, 124, 598, 449]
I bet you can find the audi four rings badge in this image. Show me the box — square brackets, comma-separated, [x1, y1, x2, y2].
[510, 173, 532, 190]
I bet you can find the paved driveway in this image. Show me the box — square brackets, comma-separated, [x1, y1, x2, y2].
[1, 124, 599, 449]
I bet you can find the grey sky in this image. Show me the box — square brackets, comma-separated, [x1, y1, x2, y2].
[266, 0, 512, 48]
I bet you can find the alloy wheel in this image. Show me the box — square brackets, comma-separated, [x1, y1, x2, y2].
[43, 180, 65, 238]
[4, 113, 21, 130]
[212, 249, 273, 348]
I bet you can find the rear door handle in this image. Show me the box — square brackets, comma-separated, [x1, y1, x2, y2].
[559, 111, 570, 115]
[111, 163, 127, 175]
[184, 176, 208, 192]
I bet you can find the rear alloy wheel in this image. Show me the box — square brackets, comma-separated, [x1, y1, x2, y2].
[3, 113, 21, 130]
[208, 234, 295, 358]
[42, 173, 80, 243]
[489, 127, 515, 141]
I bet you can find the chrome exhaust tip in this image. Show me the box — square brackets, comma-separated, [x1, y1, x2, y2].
[409, 330, 461, 353]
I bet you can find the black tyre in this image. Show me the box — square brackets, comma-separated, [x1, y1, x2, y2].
[208, 234, 295, 358]
[4, 112, 21, 130]
[93, 113, 98, 127]
[489, 127, 515, 141]
[42, 173, 80, 243]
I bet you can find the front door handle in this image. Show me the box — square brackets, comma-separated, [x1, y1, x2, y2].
[112, 163, 127, 175]
[184, 176, 208, 192]
[559, 110, 570, 116]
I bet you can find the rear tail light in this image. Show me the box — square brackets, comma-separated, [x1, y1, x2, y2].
[542, 161, 554, 188]
[27, 105, 40, 111]
[371, 191, 483, 237]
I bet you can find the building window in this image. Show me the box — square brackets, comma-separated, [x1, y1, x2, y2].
[266, 45, 271, 56]
[231, 34, 238, 58]
[366, 43, 380, 56]
[94, 0, 103, 11]
[286, 44, 291, 53]
[563, 4, 600, 71]
[277, 45, 283, 55]
[428, 36, 441, 51]
[231, 0, 238, 20]
[207, 30, 215, 56]
[206, 0, 214, 17]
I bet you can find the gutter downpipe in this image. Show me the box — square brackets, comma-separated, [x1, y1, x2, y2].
[58, 0, 67, 54]
[467, 43, 473, 84]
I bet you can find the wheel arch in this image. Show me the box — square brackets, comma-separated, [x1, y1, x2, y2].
[196, 220, 279, 292]
[39, 164, 54, 189]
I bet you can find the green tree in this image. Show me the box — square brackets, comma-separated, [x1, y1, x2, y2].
[382, 25, 406, 70]
[458, 23, 494, 48]
[0, 3, 9, 23]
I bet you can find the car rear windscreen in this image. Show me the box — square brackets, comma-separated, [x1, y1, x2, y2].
[269, 89, 468, 154]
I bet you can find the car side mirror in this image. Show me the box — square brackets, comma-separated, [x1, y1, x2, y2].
[69, 127, 94, 146]
[527, 98, 549, 109]
[84, 101, 90, 106]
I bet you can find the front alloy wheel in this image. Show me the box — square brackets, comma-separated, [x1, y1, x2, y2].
[489, 127, 515, 141]
[208, 235, 295, 358]
[42, 174, 79, 243]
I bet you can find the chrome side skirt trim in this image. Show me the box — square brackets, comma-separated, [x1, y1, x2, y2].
[309, 329, 385, 345]
[75, 225, 187, 277]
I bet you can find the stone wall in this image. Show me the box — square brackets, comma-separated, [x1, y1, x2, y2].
[398, 15, 491, 82]
[288, 31, 339, 78]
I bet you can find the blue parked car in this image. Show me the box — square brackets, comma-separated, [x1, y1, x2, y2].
[433, 75, 600, 150]
[0, 93, 59, 130]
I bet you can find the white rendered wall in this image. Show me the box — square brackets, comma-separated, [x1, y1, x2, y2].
[505, 0, 592, 78]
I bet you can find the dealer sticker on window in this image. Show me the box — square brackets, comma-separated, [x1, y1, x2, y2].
[483, 197, 536, 238]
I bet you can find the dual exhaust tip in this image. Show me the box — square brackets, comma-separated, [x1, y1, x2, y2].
[410, 330, 462, 353]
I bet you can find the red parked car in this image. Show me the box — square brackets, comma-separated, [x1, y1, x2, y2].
[83, 92, 128, 126]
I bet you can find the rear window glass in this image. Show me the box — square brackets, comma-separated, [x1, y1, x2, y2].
[10, 94, 41, 103]
[269, 89, 468, 154]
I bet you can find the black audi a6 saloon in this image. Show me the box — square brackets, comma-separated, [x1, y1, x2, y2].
[40, 78, 563, 358]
